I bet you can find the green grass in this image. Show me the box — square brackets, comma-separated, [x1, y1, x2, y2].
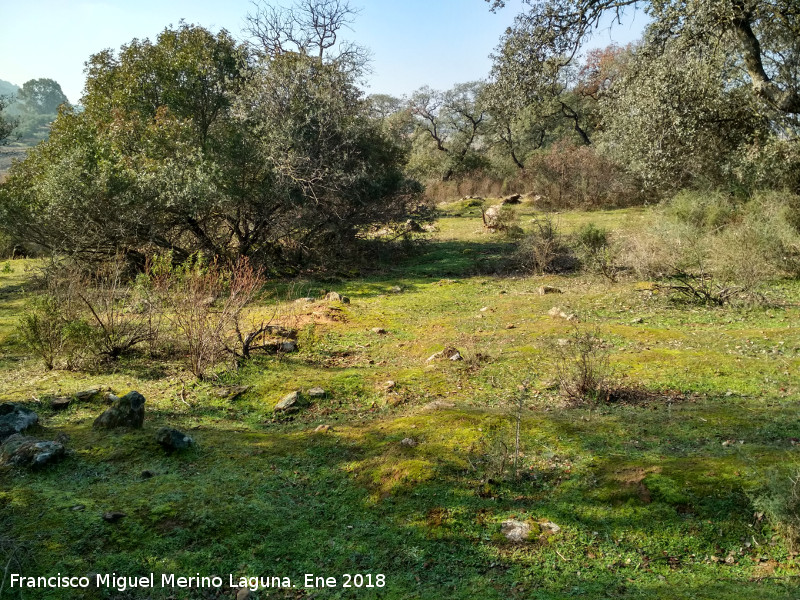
[1, 204, 800, 599]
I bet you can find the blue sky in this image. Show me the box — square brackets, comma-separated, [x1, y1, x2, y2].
[0, 0, 646, 105]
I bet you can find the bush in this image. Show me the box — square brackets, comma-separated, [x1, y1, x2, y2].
[552, 326, 613, 403]
[514, 214, 576, 274]
[751, 467, 800, 552]
[574, 223, 618, 280]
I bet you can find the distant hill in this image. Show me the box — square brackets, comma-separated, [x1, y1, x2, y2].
[0, 79, 19, 98]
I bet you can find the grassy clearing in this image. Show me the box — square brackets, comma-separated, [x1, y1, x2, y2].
[1, 199, 800, 599]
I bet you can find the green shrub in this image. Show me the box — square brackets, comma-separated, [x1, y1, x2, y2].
[665, 190, 736, 231]
[751, 467, 800, 552]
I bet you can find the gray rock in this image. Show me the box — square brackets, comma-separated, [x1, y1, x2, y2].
[483, 206, 502, 230]
[502, 194, 522, 204]
[51, 397, 72, 411]
[102, 511, 126, 523]
[307, 387, 327, 398]
[0, 403, 39, 441]
[424, 400, 455, 410]
[389, 286, 403, 294]
[93, 391, 146, 429]
[501, 519, 532, 542]
[295, 297, 316, 303]
[155, 427, 195, 452]
[275, 391, 300, 412]
[325, 292, 350, 304]
[540, 520, 561, 535]
[74, 388, 100, 401]
[426, 346, 463, 362]
[279, 340, 298, 353]
[213, 385, 251, 400]
[631, 317, 644, 324]
[103, 392, 119, 405]
[371, 327, 388, 334]
[400, 437, 418, 447]
[0, 434, 66, 468]
[538, 286, 563, 295]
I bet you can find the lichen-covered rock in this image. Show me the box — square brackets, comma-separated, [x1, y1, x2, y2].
[1, 434, 65, 468]
[74, 388, 101, 401]
[500, 519, 532, 542]
[275, 391, 300, 412]
[93, 391, 146, 429]
[0, 403, 39, 441]
[155, 427, 195, 452]
[324, 291, 350, 304]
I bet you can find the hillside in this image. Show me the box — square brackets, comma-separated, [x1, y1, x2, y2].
[1, 199, 799, 599]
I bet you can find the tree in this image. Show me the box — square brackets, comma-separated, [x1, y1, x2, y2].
[486, 0, 800, 118]
[408, 82, 489, 180]
[245, 0, 370, 76]
[16, 78, 68, 114]
[0, 97, 17, 144]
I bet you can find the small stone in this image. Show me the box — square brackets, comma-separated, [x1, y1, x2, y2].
[275, 391, 300, 412]
[384, 380, 397, 391]
[480, 306, 489, 312]
[51, 397, 72, 411]
[389, 286, 403, 294]
[539, 520, 561, 535]
[295, 297, 316, 303]
[279, 340, 298, 353]
[426, 346, 463, 362]
[325, 292, 350, 304]
[557, 338, 570, 347]
[214, 385, 251, 400]
[307, 387, 327, 398]
[371, 327, 388, 334]
[502, 193, 522, 204]
[236, 589, 252, 600]
[449, 352, 463, 361]
[501, 519, 532, 542]
[71, 505, 85, 511]
[400, 437, 418, 447]
[539, 286, 563, 295]
[314, 424, 332, 433]
[631, 317, 644, 324]
[103, 392, 119, 405]
[74, 388, 100, 401]
[505, 323, 516, 329]
[424, 400, 455, 410]
[155, 427, 195, 452]
[102, 511, 126, 523]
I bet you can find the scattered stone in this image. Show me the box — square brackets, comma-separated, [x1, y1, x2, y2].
[557, 338, 570, 347]
[236, 589, 252, 600]
[155, 427, 195, 452]
[325, 291, 350, 304]
[426, 346, 463, 362]
[371, 327, 388, 334]
[295, 297, 316, 303]
[480, 306, 489, 312]
[275, 391, 301, 412]
[502, 193, 522, 204]
[501, 519, 532, 543]
[140, 470, 155, 479]
[51, 397, 72, 411]
[102, 511, 126, 523]
[314, 424, 332, 433]
[538, 286, 563, 295]
[547, 307, 577, 321]
[539, 520, 561, 535]
[0, 434, 66, 468]
[103, 392, 119, 405]
[482, 205, 502, 230]
[383, 380, 397, 391]
[74, 388, 100, 401]
[278, 340, 298, 353]
[400, 437, 418, 447]
[93, 391, 146, 429]
[71, 505, 85, 511]
[631, 317, 644, 324]
[505, 323, 516, 329]
[389, 286, 403, 294]
[213, 385, 251, 400]
[0, 403, 39, 442]
[307, 387, 327, 399]
[424, 400, 455, 410]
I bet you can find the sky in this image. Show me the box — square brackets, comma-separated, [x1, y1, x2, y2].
[0, 0, 646, 105]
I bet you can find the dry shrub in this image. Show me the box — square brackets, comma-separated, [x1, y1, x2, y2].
[751, 467, 800, 552]
[552, 326, 613, 403]
[522, 140, 643, 209]
[514, 214, 576, 274]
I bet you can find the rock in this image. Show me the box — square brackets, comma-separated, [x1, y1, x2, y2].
[236, 589, 252, 600]
[483, 205, 502, 230]
[325, 292, 350, 304]
[155, 427, 195, 452]
[314, 424, 332, 433]
[140, 470, 155, 479]
[92, 391, 146, 429]
[547, 307, 577, 321]
[538, 286, 563, 295]
[371, 327, 388, 334]
[400, 437, 418, 447]
[71, 505, 85, 511]
[275, 391, 301, 412]
[0, 403, 39, 442]
[51, 397, 72, 411]
[213, 385, 251, 400]
[505, 323, 516, 329]
[1, 434, 66, 468]
[74, 388, 100, 401]
[389, 286, 403, 294]
[295, 297, 316, 303]
[279, 340, 298, 353]
[383, 380, 397, 391]
[539, 520, 561, 535]
[307, 387, 327, 399]
[103, 392, 119, 405]
[630, 317, 644, 324]
[405, 219, 424, 233]
[502, 194, 522, 204]
[424, 400, 455, 410]
[426, 346, 463, 362]
[102, 511, 126, 523]
[501, 519, 532, 542]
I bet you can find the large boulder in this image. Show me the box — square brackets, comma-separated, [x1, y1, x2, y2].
[0, 403, 39, 442]
[1, 434, 66, 468]
[93, 391, 146, 429]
